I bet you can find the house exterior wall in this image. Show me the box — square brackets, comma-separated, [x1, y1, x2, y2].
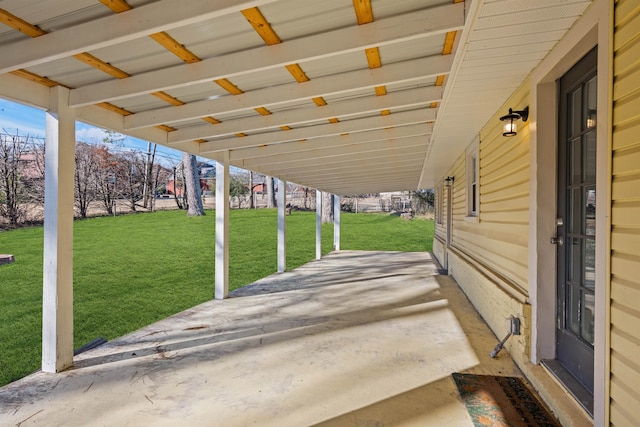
[434, 1, 640, 424]
[610, 0, 640, 424]
[433, 82, 532, 368]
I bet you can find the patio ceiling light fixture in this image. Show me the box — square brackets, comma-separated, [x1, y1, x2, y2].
[499, 106, 529, 137]
[444, 176, 454, 187]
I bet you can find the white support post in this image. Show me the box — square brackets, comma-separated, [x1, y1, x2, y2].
[277, 179, 286, 273]
[215, 151, 230, 299]
[42, 86, 76, 373]
[316, 189, 322, 260]
[333, 195, 341, 251]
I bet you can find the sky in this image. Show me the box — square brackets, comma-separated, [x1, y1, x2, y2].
[0, 98, 186, 167]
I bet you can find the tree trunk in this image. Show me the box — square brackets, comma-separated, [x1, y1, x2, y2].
[183, 152, 205, 216]
[142, 142, 156, 209]
[172, 166, 184, 210]
[266, 176, 276, 208]
[322, 192, 334, 223]
[248, 171, 255, 209]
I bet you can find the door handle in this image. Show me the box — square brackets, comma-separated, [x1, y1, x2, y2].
[550, 236, 564, 246]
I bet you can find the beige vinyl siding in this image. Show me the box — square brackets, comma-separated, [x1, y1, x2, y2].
[448, 83, 531, 292]
[611, 0, 640, 425]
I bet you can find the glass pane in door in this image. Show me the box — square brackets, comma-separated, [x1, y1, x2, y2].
[556, 47, 597, 398]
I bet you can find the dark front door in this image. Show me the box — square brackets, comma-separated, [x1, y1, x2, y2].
[556, 47, 597, 395]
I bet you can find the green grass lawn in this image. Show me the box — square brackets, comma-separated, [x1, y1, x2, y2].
[0, 209, 433, 386]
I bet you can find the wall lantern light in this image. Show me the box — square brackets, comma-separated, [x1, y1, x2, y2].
[444, 176, 454, 187]
[500, 106, 529, 137]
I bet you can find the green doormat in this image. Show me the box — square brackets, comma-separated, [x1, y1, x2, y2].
[452, 373, 561, 427]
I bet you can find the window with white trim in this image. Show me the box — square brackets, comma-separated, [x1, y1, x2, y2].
[466, 138, 480, 219]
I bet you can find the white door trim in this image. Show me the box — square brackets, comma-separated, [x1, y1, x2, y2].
[528, 0, 611, 424]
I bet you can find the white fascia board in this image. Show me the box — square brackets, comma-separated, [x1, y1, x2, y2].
[419, 0, 483, 189]
[0, 73, 50, 110]
[124, 56, 452, 129]
[0, 0, 280, 74]
[75, 105, 177, 148]
[69, 3, 464, 107]
[168, 87, 440, 143]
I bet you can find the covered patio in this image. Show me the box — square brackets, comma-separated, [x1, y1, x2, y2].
[3, 250, 543, 426]
[0, 0, 604, 424]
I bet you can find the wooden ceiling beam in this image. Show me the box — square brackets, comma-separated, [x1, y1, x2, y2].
[125, 55, 451, 130]
[149, 31, 201, 64]
[352, 0, 374, 25]
[72, 52, 130, 79]
[277, 162, 424, 182]
[241, 7, 281, 45]
[197, 109, 434, 153]
[274, 158, 424, 178]
[150, 91, 185, 106]
[285, 64, 310, 83]
[69, 4, 464, 107]
[230, 123, 431, 161]
[365, 47, 382, 69]
[1, 0, 188, 123]
[99, 0, 132, 13]
[170, 88, 438, 144]
[241, 8, 333, 115]
[96, 102, 133, 116]
[9, 69, 59, 87]
[0, 0, 281, 74]
[0, 8, 46, 37]
[214, 78, 244, 95]
[241, 139, 427, 169]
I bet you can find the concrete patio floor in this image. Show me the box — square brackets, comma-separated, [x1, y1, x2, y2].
[1, 251, 533, 426]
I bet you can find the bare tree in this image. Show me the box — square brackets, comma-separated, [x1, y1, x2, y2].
[120, 151, 146, 212]
[0, 132, 35, 226]
[93, 146, 120, 215]
[183, 152, 204, 216]
[148, 163, 169, 212]
[74, 142, 99, 218]
[21, 136, 46, 208]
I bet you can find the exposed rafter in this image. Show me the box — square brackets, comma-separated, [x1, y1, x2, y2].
[149, 32, 201, 64]
[230, 124, 432, 161]
[69, 4, 464, 107]
[352, 0, 374, 25]
[169, 87, 439, 143]
[0, 0, 481, 195]
[242, 138, 428, 169]
[0, 0, 282, 74]
[198, 109, 434, 154]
